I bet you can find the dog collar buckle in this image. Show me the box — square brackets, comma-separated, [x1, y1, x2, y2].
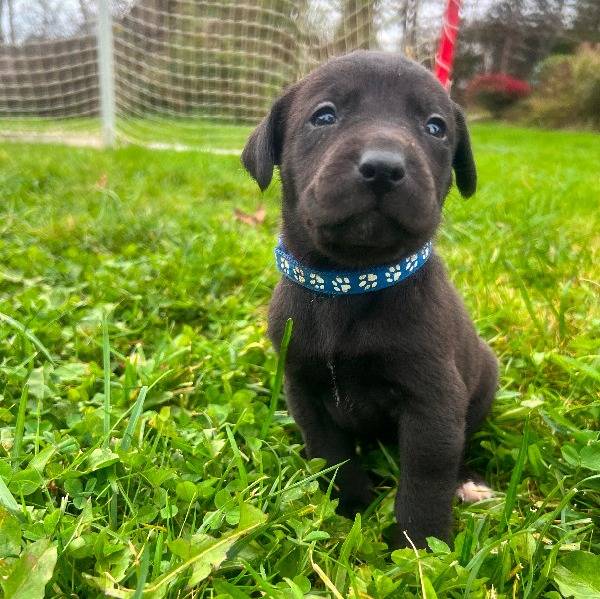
[274, 240, 433, 296]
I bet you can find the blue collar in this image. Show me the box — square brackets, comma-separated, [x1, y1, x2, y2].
[274, 240, 432, 296]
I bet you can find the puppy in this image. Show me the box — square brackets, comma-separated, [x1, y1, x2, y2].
[242, 51, 498, 548]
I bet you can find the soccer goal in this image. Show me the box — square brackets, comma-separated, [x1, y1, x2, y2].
[0, 1, 472, 152]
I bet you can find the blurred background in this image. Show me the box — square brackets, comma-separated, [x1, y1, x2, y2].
[0, 0, 598, 151]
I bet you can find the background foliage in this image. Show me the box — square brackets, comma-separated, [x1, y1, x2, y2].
[523, 46, 600, 130]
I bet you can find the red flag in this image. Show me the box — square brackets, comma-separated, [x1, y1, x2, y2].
[434, 0, 462, 91]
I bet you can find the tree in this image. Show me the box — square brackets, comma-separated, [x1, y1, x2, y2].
[7, 0, 16, 44]
[454, 0, 571, 85]
[78, 0, 93, 34]
[334, 0, 379, 53]
[571, 0, 600, 43]
[0, 1, 4, 45]
[401, 0, 420, 58]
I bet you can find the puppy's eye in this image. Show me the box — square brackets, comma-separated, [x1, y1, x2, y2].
[425, 116, 447, 138]
[310, 104, 337, 127]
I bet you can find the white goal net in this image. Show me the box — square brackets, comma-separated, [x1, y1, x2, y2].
[0, 1, 477, 151]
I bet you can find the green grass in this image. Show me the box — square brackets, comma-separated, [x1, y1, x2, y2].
[0, 123, 599, 598]
[0, 117, 252, 151]
[0, 117, 101, 136]
[117, 118, 253, 150]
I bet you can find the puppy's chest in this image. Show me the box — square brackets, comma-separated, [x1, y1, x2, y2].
[300, 297, 397, 357]
[290, 298, 407, 435]
[322, 356, 402, 439]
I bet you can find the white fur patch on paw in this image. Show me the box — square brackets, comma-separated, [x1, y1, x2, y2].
[456, 480, 494, 503]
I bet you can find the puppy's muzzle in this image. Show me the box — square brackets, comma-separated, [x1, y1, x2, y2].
[358, 149, 406, 195]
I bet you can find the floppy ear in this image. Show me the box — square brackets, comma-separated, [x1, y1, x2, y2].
[452, 103, 477, 198]
[241, 88, 295, 191]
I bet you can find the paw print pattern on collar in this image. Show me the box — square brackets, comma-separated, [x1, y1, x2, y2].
[358, 273, 378, 290]
[292, 266, 305, 283]
[275, 240, 432, 296]
[309, 273, 325, 290]
[405, 253, 419, 272]
[332, 276, 351, 293]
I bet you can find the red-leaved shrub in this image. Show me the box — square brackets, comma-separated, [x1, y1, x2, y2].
[467, 74, 531, 118]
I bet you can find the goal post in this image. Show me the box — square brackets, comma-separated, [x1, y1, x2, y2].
[98, 0, 116, 147]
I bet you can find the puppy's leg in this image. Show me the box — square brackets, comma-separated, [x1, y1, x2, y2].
[465, 347, 498, 441]
[394, 378, 467, 548]
[457, 348, 497, 502]
[285, 374, 373, 515]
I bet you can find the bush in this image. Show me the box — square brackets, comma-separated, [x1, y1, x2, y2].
[467, 73, 531, 118]
[526, 46, 600, 130]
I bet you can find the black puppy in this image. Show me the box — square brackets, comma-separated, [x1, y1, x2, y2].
[242, 51, 497, 548]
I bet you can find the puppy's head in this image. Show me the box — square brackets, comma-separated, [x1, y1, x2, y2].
[242, 51, 476, 267]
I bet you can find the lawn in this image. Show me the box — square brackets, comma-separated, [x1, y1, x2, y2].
[0, 123, 599, 598]
[0, 117, 253, 151]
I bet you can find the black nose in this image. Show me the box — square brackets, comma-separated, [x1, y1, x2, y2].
[358, 150, 406, 192]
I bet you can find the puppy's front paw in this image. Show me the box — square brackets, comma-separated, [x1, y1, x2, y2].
[336, 484, 374, 518]
[456, 480, 493, 503]
[388, 526, 440, 550]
